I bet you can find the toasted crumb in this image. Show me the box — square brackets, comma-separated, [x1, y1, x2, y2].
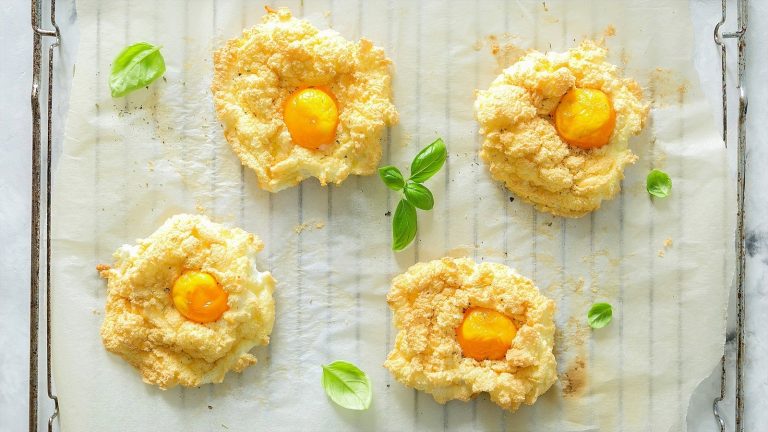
[658, 237, 674, 257]
[294, 220, 326, 234]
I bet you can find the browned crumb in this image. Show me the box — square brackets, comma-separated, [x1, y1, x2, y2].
[96, 264, 111, 278]
[604, 25, 616, 37]
[658, 237, 674, 257]
[294, 220, 326, 234]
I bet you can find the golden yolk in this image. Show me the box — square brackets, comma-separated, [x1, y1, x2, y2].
[554, 87, 616, 149]
[456, 307, 517, 361]
[283, 87, 339, 150]
[171, 271, 229, 323]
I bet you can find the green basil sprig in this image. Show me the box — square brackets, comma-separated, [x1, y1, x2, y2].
[409, 138, 447, 182]
[321, 361, 372, 410]
[646, 169, 672, 198]
[587, 302, 613, 329]
[378, 138, 447, 251]
[392, 200, 418, 250]
[403, 183, 434, 210]
[379, 166, 406, 191]
[109, 42, 166, 98]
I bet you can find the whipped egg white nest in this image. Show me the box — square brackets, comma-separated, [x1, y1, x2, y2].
[212, 7, 398, 192]
[475, 40, 649, 217]
[97, 214, 275, 389]
[384, 257, 557, 411]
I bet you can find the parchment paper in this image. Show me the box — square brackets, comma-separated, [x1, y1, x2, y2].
[51, 0, 735, 430]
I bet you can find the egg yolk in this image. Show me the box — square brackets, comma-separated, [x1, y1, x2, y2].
[171, 271, 229, 323]
[283, 87, 339, 150]
[554, 87, 616, 149]
[456, 307, 517, 361]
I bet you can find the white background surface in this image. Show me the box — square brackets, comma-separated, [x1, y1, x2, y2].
[1, 0, 765, 431]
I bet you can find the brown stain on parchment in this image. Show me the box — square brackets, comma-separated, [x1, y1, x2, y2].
[476, 33, 528, 71]
[446, 245, 475, 258]
[649, 67, 689, 108]
[555, 317, 590, 398]
[620, 49, 631, 68]
[478, 25, 618, 76]
[561, 357, 588, 398]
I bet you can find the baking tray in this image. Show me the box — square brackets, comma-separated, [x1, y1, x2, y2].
[28, 0, 749, 430]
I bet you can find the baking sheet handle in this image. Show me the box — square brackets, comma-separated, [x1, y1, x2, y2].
[713, 0, 748, 431]
[30, 0, 60, 431]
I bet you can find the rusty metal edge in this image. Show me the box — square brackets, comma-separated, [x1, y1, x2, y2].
[29, 0, 43, 429]
[30, 0, 60, 430]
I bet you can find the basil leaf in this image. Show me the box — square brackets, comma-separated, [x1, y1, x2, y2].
[383, 137, 445, 252]
[587, 303, 613, 329]
[378, 166, 406, 191]
[403, 182, 434, 210]
[409, 138, 447, 183]
[646, 169, 672, 198]
[109, 42, 166, 98]
[392, 199, 417, 251]
[321, 361, 372, 410]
